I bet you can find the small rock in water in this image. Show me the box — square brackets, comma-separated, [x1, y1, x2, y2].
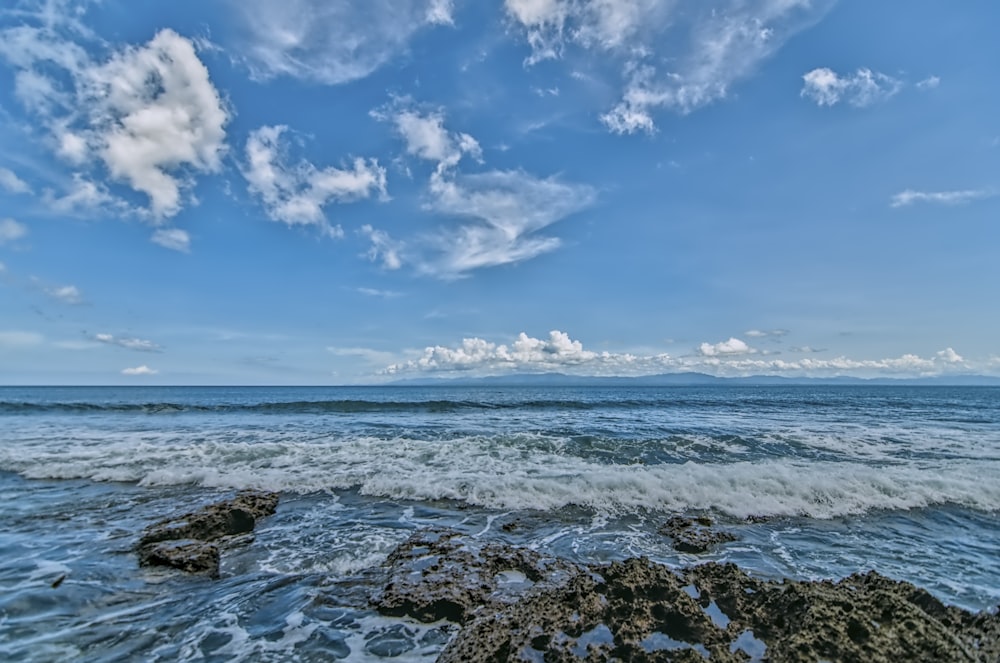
[136, 490, 278, 577]
[659, 514, 738, 554]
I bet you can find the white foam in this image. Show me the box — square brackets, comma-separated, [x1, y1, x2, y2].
[2, 431, 1000, 518]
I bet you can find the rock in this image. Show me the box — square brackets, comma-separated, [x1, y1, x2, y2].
[372, 527, 577, 624]
[137, 490, 278, 577]
[138, 539, 220, 576]
[374, 528, 1000, 663]
[658, 515, 738, 554]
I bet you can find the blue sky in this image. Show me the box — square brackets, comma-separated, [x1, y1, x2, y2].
[0, 0, 998, 384]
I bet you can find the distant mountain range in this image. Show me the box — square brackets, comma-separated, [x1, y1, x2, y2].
[390, 371, 1000, 387]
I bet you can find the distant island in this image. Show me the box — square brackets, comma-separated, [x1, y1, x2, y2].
[390, 371, 1000, 387]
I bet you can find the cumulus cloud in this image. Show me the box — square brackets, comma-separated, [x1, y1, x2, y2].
[229, 0, 453, 84]
[0, 218, 29, 245]
[151, 228, 191, 253]
[506, 0, 832, 133]
[698, 337, 754, 356]
[0, 13, 230, 222]
[121, 364, 158, 376]
[94, 333, 161, 352]
[0, 167, 31, 194]
[890, 188, 995, 208]
[385, 331, 980, 379]
[243, 125, 387, 232]
[801, 67, 902, 107]
[386, 330, 605, 373]
[422, 169, 596, 278]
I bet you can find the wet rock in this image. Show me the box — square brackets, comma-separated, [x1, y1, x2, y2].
[138, 539, 220, 575]
[658, 515, 738, 554]
[137, 490, 278, 577]
[372, 527, 577, 624]
[375, 528, 1000, 663]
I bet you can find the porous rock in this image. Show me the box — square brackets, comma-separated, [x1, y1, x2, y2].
[372, 527, 577, 624]
[374, 528, 1000, 662]
[137, 490, 278, 577]
[658, 515, 738, 554]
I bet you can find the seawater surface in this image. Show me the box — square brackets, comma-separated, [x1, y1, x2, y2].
[1, 385, 998, 660]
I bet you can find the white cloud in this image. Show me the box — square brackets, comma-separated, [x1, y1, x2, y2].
[698, 337, 754, 356]
[230, 0, 454, 84]
[745, 329, 788, 339]
[512, 0, 831, 133]
[121, 364, 158, 376]
[384, 331, 981, 379]
[43, 174, 126, 215]
[0, 167, 31, 194]
[386, 330, 604, 373]
[916, 75, 940, 90]
[421, 169, 596, 278]
[801, 67, 902, 107]
[0, 16, 230, 220]
[890, 188, 995, 208]
[46, 284, 83, 304]
[0, 218, 29, 244]
[81, 29, 229, 218]
[243, 125, 387, 231]
[375, 103, 482, 173]
[360, 225, 404, 270]
[151, 228, 191, 253]
[95, 333, 161, 352]
[357, 287, 403, 298]
[0, 331, 44, 348]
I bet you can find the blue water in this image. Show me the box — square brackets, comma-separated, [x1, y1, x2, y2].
[1, 385, 998, 660]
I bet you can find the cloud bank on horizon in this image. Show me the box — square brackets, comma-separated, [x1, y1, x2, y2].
[0, 0, 997, 383]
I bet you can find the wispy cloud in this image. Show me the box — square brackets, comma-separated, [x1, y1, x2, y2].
[745, 329, 788, 339]
[360, 225, 404, 270]
[150, 228, 191, 253]
[121, 364, 158, 376]
[229, 0, 453, 84]
[94, 333, 162, 352]
[45, 283, 83, 304]
[890, 188, 995, 208]
[0, 167, 31, 194]
[801, 67, 902, 107]
[420, 169, 596, 278]
[0, 218, 28, 245]
[357, 287, 403, 298]
[505, 0, 832, 134]
[0, 330, 44, 348]
[243, 125, 387, 234]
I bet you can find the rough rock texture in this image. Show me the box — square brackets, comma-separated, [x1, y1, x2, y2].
[137, 490, 278, 577]
[658, 515, 738, 554]
[371, 527, 577, 624]
[373, 529, 1000, 663]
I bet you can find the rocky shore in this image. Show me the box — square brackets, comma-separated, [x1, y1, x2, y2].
[137, 497, 999, 661]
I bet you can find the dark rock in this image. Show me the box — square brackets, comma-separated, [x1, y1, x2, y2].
[659, 515, 738, 554]
[137, 490, 278, 577]
[374, 528, 1000, 663]
[372, 527, 577, 624]
[138, 539, 220, 576]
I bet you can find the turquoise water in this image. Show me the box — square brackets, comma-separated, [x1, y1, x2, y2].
[1, 385, 998, 660]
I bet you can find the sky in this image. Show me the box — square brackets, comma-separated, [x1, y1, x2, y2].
[0, 0, 998, 385]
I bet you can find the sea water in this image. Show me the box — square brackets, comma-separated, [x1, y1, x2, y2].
[1, 385, 998, 660]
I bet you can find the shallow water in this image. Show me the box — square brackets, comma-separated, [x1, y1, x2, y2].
[1, 385, 998, 660]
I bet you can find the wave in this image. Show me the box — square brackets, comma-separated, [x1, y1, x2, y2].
[2, 433, 999, 519]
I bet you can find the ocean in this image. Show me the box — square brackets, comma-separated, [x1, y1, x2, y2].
[1, 385, 998, 660]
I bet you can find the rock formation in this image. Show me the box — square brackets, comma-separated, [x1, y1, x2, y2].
[374, 528, 1000, 662]
[137, 490, 278, 577]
